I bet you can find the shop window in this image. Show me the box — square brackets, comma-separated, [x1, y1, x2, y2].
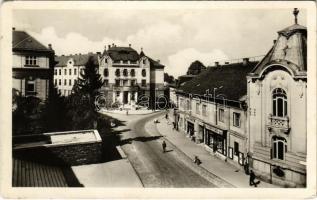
[273, 88, 287, 117]
[234, 142, 239, 156]
[233, 112, 241, 127]
[104, 68, 109, 77]
[25, 56, 37, 66]
[219, 108, 225, 122]
[142, 69, 146, 77]
[272, 136, 287, 160]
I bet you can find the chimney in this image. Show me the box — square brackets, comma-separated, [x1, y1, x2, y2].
[129, 44, 131, 47]
[112, 43, 115, 47]
[108, 45, 111, 49]
[273, 40, 277, 44]
[141, 47, 143, 52]
[12, 27, 15, 31]
[215, 62, 219, 67]
[243, 58, 249, 66]
[48, 44, 52, 49]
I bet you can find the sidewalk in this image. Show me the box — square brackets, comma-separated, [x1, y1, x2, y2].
[153, 114, 279, 188]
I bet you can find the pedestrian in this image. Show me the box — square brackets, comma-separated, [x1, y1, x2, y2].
[249, 170, 260, 187]
[194, 156, 201, 165]
[172, 122, 176, 130]
[165, 113, 168, 120]
[162, 140, 167, 153]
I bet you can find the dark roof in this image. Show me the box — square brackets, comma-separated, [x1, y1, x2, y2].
[103, 46, 140, 62]
[251, 23, 307, 76]
[55, 53, 98, 67]
[179, 61, 259, 101]
[147, 57, 165, 69]
[12, 30, 52, 52]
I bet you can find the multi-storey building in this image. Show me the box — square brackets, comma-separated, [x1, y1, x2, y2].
[99, 44, 165, 107]
[54, 53, 99, 96]
[173, 59, 258, 168]
[53, 44, 165, 108]
[12, 28, 55, 101]
[247, 9, 307, 187]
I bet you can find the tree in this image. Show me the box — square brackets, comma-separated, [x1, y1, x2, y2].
[164, 73, 175, 84]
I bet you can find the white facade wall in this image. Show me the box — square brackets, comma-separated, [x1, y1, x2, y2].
[13, 54, 50, 69]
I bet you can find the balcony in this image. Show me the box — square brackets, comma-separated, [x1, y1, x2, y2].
[267, 115, 290, 134]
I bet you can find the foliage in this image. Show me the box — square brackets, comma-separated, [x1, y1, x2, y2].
[164, 73, 175, 84]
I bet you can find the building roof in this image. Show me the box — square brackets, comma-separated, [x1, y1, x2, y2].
[12, 30, 53, 52]
[55, 53, 99, 67]
[147, 57, 165, 69]
[103, 46, 140, 62]
[188, 60, 206, 70]
[179, 61, 259, 101]
[250, 22, 307, 77]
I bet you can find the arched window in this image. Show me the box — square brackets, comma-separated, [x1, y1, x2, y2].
[142, 69, 146, 77]
[123, 69, 128, 77]
[104, 68, 109, 77]
[272, 88, 287, 117]
[130, 69, 135, 77]
[272, 136, 287, 160]
[115, 69, 120, 77]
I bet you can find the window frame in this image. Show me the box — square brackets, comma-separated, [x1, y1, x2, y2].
[233, 112, 241, 127]
[272, 136, 287, 160]
[272, 88, 287, 117]
[25, 56, 37, 66]
[219, 108, 225, 122]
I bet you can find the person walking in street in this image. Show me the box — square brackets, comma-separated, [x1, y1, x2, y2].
[165, 113, 168, 120]
[249, 170, 260, 187]
[162, 140, 167, 153]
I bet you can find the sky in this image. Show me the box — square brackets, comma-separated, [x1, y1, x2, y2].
[13, 8, 307, 78]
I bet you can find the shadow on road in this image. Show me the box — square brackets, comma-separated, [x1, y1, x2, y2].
[120, 135, 163, 145]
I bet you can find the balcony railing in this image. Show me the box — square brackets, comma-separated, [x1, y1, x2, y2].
[267, 115, 290, 133]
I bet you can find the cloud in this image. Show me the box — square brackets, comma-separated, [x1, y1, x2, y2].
[166, 48, 228, 78]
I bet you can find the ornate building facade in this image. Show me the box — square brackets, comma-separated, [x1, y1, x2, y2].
[247, 9, 307, 187]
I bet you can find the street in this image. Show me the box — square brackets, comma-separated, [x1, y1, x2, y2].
[109, 111, 215, 188]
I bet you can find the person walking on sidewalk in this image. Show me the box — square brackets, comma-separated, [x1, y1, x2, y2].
[162, 140, 167, 153]
[249, 170, 260, 187]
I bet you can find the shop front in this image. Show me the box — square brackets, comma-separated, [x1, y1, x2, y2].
[187, 121, 194, 136]
[204, 125, 227, 156]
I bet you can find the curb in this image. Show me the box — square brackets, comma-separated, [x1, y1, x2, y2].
[150, 116, 235, 188]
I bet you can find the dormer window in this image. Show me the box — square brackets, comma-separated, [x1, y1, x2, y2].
[25, 56, 37, 66]
[143, 59, 146, 64]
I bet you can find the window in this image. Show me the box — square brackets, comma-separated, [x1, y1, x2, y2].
[273, 88, 287, 117]
[59, 69, 61, 75]
[219, 109, 225, 122]
[202, 105, 207, 116]
[25, 56, 37, 66]
[104, 58, 107, 64]
[54, 79, 57, 86]
[104, 79, 109, 86]
[54, 69, 57, 75]
[123, 69, 128, 77]
[143, 59, 146, 64]
[272, 136, 287, 160]
[130, 69, 135, 77]
[233, 112, 241, 127]
[196, 103, 200, 114]
[123, 79, 128, 86]
[141, 79, 146, 87]
[104, 69, 109, 77]
[74, 79, 77, 85]
[74, 68, 77, 75]
[115, 69, 120, 77]
[115, 79, 120, 86]
[142, 69, 146, 77]
[64, 69, 67, 75]
[234, 142, 239, 156]
[69, 69, 72, 75]
[59, 79, 61, 86]
[26, 80, 35, 94]
[64, 79, 67, 86]
[69, 79, 72, 86]
[116, 91, 120, 97]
